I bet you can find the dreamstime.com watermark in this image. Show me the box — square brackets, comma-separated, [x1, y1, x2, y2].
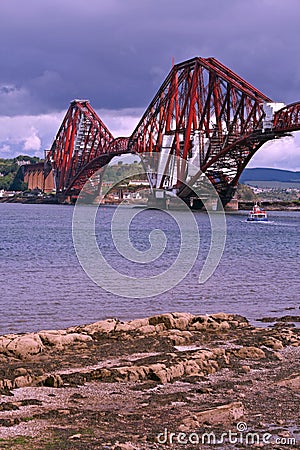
[156, 423, 297, 446]
[72, 153, 227, 298]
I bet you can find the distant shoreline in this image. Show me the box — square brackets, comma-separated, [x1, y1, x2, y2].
[1, 196, 300, 210]
[238, 200, 300, 211]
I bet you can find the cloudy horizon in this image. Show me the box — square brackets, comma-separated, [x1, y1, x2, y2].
[1, 0, 300, 170]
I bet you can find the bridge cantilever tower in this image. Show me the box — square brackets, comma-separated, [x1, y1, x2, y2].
[44, 58, 300, 206]
[128, 57, 300, 205]
[45, 100, 131, 197]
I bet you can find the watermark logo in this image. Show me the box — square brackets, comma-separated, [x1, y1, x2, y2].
[157, 423, 296, 446]
[72, 153, 226, 298]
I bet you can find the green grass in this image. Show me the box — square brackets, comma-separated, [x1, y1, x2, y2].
[0, 427, 97, 449]
[0, 436, 33, 449]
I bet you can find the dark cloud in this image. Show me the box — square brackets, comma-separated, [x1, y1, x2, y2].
[0, 0, 300, 116]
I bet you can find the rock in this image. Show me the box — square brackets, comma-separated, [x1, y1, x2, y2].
[0, 336, 13, 354]
[57, 409, 71, 415]
[1, 310, 300, 448]
[263, 337, 284, 350]
[81, 318, 118, 335]
[2, 379, 13, 390]
[219, 321, 231, 330]
[14, 374, 33, 388]
[212, 347, 230, 365]
[39, 331, 92, 349]
[170, 312, 194, 330]
[39, 374, 64, 388]
[273, 352, 284, 361]
[69, 434, 82, 440]
[210, 312, 231, 321]
[5, 334, 44, 359]
[148, 363, 168, 384]
[163, 330, 192, 345]
[137, 325, 157, 334]
[193, 349, 215, 362]
[189, 315, 220, 331]
[180, 401, 245, 429]
[154, 323, 167, 332]
[113, 365, 149, 383]
[277, 329, 300, 346]
[210, 313, 248, 326]
[113, 442, 137, 450]
[189, 313, 248, 331]
[184, 360, 203, 377]
[149, 312, 193, 330]
[277, 315, 300, 323]
[189, 319, 209, 331]
[277, 374, 300, 391]
[166, 362, 185, 381]
[0, 329, 92, 358]
[196, 386, 213, 394]
[115, 318, 149, 332]
[233, 347, 266, 360]
[278, 430, 291, 437]
[0, 401, 19, 411]
[14, 367, 31, 376]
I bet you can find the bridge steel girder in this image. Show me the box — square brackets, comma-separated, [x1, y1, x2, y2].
[45, 58, 300, 206]
[64, 137, 131, 196]
[128, 57, 300, 205]
[273, 102, 300, 133]
[128, 57, 273, 200]
[46, 100, 114, 194]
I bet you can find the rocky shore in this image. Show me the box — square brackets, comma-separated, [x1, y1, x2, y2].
[0, 312, 300, 449]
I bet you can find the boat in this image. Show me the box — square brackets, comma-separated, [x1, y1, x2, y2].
[247, 203, 268, 222]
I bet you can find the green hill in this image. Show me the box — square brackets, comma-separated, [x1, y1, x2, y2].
[240, 168, 300, 184]
[0, 155, 41, 190]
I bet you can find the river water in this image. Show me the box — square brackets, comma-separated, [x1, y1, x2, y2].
[0, 203, 299, 334]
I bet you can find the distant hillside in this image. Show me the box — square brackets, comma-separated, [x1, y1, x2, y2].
[240, 168, 300, 184]
[0, 155, 41, 190]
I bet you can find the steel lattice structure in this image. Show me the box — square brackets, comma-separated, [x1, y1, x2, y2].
[273, 102, 300, 132]
[47, 100, 115, 194]
[128, 57, 299, 204]
[46, 58, 300, 205]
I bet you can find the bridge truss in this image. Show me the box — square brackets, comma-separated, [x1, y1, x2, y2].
[46, 58, 300, 205]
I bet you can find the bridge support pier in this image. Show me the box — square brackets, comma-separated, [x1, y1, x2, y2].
[147, 190, 224, 211]
[224, 194, 239, 211]
[147, 189, 167, 209]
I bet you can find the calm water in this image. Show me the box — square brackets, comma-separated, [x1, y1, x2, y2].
[0, 203, 299, 334]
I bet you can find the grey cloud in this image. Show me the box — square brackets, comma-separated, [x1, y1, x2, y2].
[0, 0, 300, 117]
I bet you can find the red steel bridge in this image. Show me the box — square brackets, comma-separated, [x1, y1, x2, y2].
[45, 57, 300, 206]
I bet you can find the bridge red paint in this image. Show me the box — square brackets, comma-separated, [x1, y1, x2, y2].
[45, 57, 300, 205]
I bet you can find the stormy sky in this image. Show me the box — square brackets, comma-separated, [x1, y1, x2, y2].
[1, 0, 300, 169]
